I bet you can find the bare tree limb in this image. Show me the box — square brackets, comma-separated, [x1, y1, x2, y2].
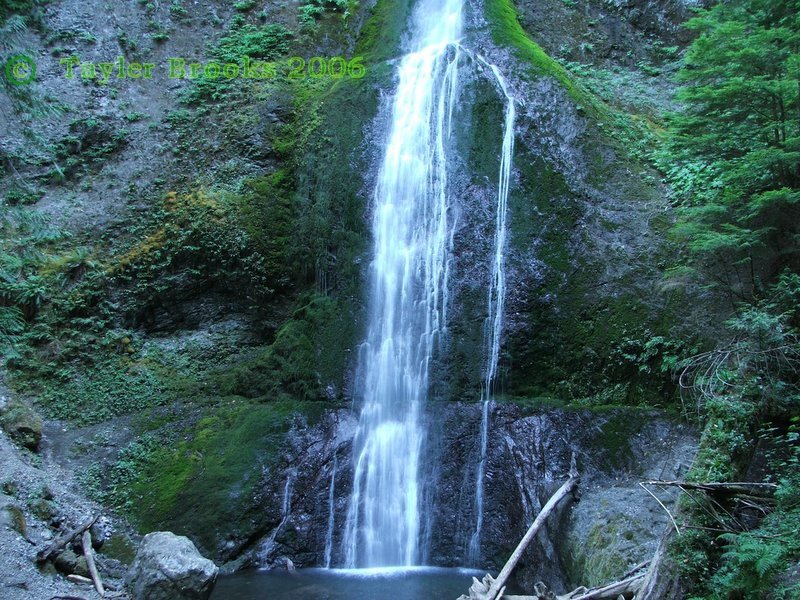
[639, 483, 680, 534]
[81, 530, 105, 597]
[565, 573, 645, 600]
[484, 458, 580, 600]
[643, 480, 777, 497]
[36, 515, 98, 563]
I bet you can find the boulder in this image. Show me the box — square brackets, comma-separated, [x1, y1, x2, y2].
[0, 398, 43, 450]
[127, 531, 218, 600]
[0, 496, 27, 538]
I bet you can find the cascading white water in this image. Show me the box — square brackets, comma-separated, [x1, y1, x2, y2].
[260, 471, 295, 562]
[467, 62, 516, 564]
[342, 0, 464, 569]
[323, 456, 337, 569]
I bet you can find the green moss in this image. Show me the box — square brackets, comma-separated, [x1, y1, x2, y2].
[484, 0, 589, 107]
[211, 292, 358, 401]
[102, 534, 137, 565]
[124, 399, 324, 554]
[578, 517, 633, 585]
[354, 0, 413, 61]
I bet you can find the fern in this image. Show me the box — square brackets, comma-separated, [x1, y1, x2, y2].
[712, 533, 789, 598]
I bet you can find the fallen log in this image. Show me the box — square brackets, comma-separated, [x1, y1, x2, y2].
[633, 525, 683, 600]
[37, 515, 98, 563]
[66, 574, 93, 586]
[81, 530, 105, 597]
[501, 572, 644, 600]
[644, 480, 777, 497]
[564, 573, 644, 600]
[459, 457, 580, 600]
[621, 561, 650, 580]
[486, 459, 580, 600]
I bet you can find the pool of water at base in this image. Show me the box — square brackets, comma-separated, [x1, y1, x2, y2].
[210, 566, 513, 600]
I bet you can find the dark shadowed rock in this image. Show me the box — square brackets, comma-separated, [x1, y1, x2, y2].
[127, 531, 218, 600]
[0, 399, 43, 451]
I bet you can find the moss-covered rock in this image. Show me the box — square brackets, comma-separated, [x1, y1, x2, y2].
[0, 399, 43, 451]
[0, 497, 27, 539]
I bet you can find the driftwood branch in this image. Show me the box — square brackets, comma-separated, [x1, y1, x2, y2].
[621, 561, 650, 580]
[639, 483, 680, 534]
[487, 459, 580, 600]
[644, 480, 777, 497]
[37, 515, 98, 563]
[81, 530, 105, 597]
[502, 572, 644, 600]
[66, 574, 93, 586]
[633, 525, 683, 600]
[460, 457, 580, 600]
[565, 573, 645, 600]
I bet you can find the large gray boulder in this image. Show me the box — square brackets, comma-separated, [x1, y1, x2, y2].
[127, 531, 218, 600]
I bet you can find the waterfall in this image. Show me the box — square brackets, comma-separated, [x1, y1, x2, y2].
[323, 456, 337, 569]
[467, 62, 516, 564]
[260, 471, 295, 562]
[342, 0, 464, 569]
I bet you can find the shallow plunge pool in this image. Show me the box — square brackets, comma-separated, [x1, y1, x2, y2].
[210, 566, 508, 599]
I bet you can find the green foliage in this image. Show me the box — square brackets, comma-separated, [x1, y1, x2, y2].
[678, 273, 800, 418]
[661, 0, 800, 297]
[233, 0, 256, 12]
[179, 23, 291, 104]
[39, 356, 164, 424]
[112, 190, 275, 321]
[213, 23, 291, 63]
[680, 421, 800, 599]
[667, 274, 800, 596]
[51, 117, 129, 180]
[168, 2, 187, 20]
[712, 534, 791, 598]
[0, 0, 46, 28]
[0, 207, 69, 326]
[298, 0, 350, 30]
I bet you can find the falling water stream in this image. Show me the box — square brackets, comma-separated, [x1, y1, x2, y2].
[324, 456, 338, 569]
[341, 0, 517, 569]
[468, 63, 516, 564]
[259, 471, 295, 562]
[342, 0, 465, 569]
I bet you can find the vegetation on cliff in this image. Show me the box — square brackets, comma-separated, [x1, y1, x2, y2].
[1, 0, 798, 592]
[655, 0, 800, 596]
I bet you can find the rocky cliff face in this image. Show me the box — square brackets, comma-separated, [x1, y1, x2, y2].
[0, 0, 703, 590]
[249, 402, 695, 592]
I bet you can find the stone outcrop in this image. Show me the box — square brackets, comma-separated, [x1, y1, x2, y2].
[249, 402, 695, 594]
[0, 398, 43, 451]
[127, 531, 218, 600]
